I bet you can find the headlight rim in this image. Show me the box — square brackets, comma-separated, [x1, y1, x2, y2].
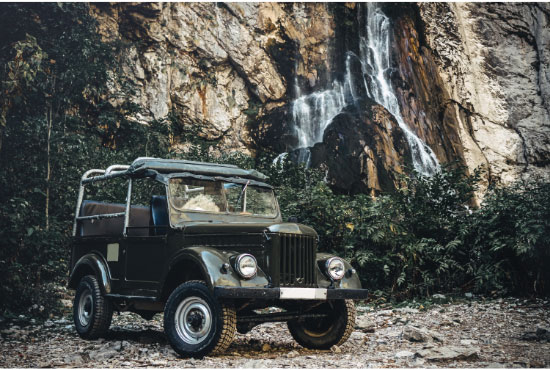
[234, 253, 257, 279]
[325, 257, 346, 281]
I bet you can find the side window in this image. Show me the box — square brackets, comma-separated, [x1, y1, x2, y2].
[127, 177, 166, 236]
[86, 177, 128, 205]
[131, 177, 166, 207]
[78, 177, 129, 237]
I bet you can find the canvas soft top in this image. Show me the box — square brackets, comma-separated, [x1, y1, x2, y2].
[127, 157, 268, 181]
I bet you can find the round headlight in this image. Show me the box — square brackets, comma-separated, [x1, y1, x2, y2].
[325, 257, 345, 281]
[235, 254, 257, 279]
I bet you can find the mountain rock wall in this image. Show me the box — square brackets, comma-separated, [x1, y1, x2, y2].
[90, 2, 550, 192]
[418, 3, 550, 184]
[90, 3, 334, 155]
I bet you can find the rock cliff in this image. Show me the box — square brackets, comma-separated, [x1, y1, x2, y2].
[90, 2, 550, 193]
[417, 3, 550, 185]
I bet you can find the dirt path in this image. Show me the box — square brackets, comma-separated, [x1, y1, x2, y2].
[1, 298, 549, 368]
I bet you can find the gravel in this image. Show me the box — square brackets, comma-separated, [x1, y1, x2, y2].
[1, 297, 549, 368]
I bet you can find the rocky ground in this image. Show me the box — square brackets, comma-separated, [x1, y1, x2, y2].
[1, 297, 549, 368]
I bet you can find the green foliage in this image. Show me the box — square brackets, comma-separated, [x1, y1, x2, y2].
[465, 180, 550, 295]
[260, 159, 550, 298]
[0, 3, 145, 314]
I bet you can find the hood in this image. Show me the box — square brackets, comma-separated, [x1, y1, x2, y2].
[180, 222, 318, 238]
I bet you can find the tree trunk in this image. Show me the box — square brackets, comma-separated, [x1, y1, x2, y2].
[45, 103, 52, 230]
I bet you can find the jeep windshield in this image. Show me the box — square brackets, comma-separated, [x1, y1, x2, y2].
[168, 178, 278, 219]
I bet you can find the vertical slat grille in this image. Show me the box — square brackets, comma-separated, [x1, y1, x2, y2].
[278, 233, 316, 287]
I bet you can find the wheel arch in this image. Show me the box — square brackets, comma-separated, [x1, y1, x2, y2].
[68, 253, 112, 294]
[159, 255, 209, 302]
[158, 247, 270, 302]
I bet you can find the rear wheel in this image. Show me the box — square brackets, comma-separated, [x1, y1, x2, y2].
[164, 281, 236, 358]
[73, 275, 113, 339]
[287, 299, 356, 349]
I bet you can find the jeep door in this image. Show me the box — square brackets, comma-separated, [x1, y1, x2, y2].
[122, 235, 166, 295]
[120, 177, 168, 296]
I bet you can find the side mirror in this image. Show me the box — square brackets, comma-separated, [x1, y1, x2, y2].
[288, 216, 298, 223]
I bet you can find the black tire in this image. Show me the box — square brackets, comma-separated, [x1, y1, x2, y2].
[287, 299, 356, 349]
[164, 281, 236, 358]
[73, 275, 113, 339]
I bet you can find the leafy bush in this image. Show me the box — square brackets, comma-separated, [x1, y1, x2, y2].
[465, 180, 550, 295]
[260, 159, 550, 298]
[0, 3, 147, 314]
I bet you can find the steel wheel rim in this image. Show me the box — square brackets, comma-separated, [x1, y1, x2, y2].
[303, 319, 334, 337]
[302, 303, 335, 337]
[78, 289, 93, 327]
[175, 296, 212, 345]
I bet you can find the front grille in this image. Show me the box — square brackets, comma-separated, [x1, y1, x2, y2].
[278, 234, 316, 287]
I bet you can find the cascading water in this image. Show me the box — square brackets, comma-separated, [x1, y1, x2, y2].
[282, 3, 440, 176]
[279, 57, 356, 165]
[290, 81, 347, 164]
[360, 3, 439, 176]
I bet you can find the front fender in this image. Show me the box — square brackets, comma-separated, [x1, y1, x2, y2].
[165, 247, 270, 290]
[315, 252, 362, 289]
[68, 253, 112, 294]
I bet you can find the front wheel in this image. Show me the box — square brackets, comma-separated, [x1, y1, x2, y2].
[288, 299, 356, 349]
[73, 275, 113, 339]
[164, 281, 236, 358]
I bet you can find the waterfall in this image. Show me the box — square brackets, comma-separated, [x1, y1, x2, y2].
[290, 82, 347, 165]
[360, 3, 440, 176]
[282, 3, 439, 176]
[281, 61, 353, 166]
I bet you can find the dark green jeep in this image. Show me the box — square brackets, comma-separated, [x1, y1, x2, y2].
[68, 158, 368, 358]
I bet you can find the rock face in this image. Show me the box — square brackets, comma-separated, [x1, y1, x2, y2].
[417, 3, 550, 185]
[402, 325, 442, 343]
[309, 99, 412, 195]
[90, 3, 335, 155]
[390, 9, 467, 171]
[89, 3, 550, 193]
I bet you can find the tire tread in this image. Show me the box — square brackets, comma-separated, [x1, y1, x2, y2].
[335, 299, 356, 346]
[74, 275, 113, 339]
[288, 299, 356, 349]
[164, 280, 235, 357]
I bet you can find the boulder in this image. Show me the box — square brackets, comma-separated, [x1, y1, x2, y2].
[402, 325, 442, 342]
[536, 327, 550, 341]
[89, 349, 118, 362]
[286, 350, 300, 358]
[63, 354, 84, 365]
[242, 359, 271, 368]
[310, 98, 412, 195]
[523, 327, 550, 341]
[395, 350, 416, 359]
[416, 345, 479, 361]
[356, 316, 376, 333]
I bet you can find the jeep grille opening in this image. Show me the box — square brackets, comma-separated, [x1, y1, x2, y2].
[278, 234, 316, 287]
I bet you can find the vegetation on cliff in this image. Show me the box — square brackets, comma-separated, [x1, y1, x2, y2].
[0, 3, 549, 317]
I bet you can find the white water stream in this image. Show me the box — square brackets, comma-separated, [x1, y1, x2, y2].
[283, 4, 439, 176]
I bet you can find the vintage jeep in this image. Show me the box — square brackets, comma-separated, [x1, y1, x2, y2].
[68, 158, 368, 357]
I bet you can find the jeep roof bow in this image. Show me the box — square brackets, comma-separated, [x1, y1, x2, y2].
[72, 157, 274, 237]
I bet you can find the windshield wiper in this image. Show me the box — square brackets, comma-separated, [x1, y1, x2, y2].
[236, 180, 250, 207]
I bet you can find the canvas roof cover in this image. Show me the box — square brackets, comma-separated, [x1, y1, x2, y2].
[127, 157, 268, 181]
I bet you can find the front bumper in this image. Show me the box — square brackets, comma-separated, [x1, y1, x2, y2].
[214, 286, 369, 300]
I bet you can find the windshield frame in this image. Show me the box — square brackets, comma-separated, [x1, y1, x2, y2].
[165, 175, 281, 224]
